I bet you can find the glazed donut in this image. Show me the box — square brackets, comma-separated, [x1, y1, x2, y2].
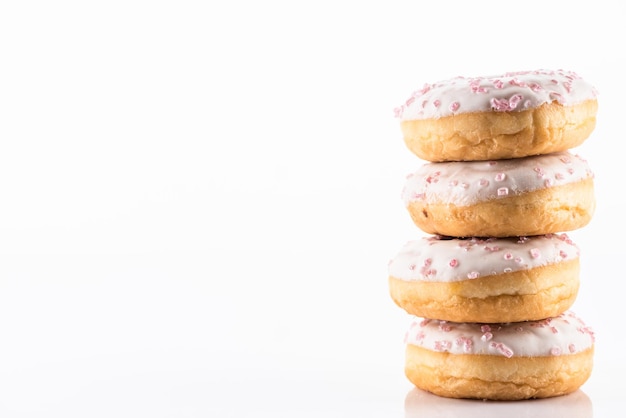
[388, 234, 579, 323]
[401, 151, 595, 238]
[403, 311, 595, 400]
[394, 69, 598, 162]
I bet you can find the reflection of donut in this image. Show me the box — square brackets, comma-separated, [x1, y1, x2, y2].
[394, 69, 598, 162]
[388, 234, 579, 323]
[401, 151, 595, 238]
[403, 311, 595, 400]
[404, 387, 593, 418]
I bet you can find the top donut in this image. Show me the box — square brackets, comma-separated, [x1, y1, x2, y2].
[394, 69, 598, 162]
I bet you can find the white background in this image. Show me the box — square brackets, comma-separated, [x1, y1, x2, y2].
[0, 1, 623, 416]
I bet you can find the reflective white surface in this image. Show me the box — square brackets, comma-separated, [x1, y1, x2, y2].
[1, 0, 625, 416]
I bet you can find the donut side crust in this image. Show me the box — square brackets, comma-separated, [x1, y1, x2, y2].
[401, 99, 598, 162]
[406, 177, 595, 238]
[389, 259, 579, 323]
[405, 344, 594, 400]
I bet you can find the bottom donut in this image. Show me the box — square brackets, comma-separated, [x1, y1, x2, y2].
[404, 311, 595, 400]
[404, 387, 593, 418]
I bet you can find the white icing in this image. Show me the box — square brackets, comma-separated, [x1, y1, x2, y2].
[388, 234, 579, 283]
[396, 69, 598, 120]
[402, 152, 593, 206]
[405, 311, 594, 357]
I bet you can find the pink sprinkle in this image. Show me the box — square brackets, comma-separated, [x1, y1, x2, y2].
[490, 342, 514, 358]
[449, 101, 460, 112]
[551, 347, 562, 356]
[529, 248, 541, 259]
[563, 81, 572, 93]
[569, 344, 576, 353]
[497, 187, 509, 196]
[555, 173, 565, 180]
[433, 99, 441, 108]
[559, 250, 568, 258]
[503, 252, 513, 260]
[423, 268, 437, 276]
[434, 340, 452, 351]
[514, 256, 523, 263]
[490, 98, 509, 111]
[469, 79, 488, 93]
[508, 94, 523, 109]
[417, 84, 431, 95]
[481, 332, 493, 342]
[449, 180, 458, 187]
[467, 271, 480, 279]
[456, 337, 473, 353]
[408, 264, 416, 271]
[449, 259, 458, 267]
[491, 94, 523, 111]
[479, 178, 489, 187]
[544, 179, 553, 187]
[493, 79, 504, 89]
[481, 325, 491, 332]
[420, 319, 431, 327]
[550, 326, 559, 334]
[508, 78, 527, 87]
[494, 172, 506, 181]
[439, 322, 452, 332]
[550, 91, 563, 101]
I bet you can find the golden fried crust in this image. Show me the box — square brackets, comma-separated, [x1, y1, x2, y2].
[406, 178, 595, 238]
[389, 259, 579, 323]
[401, 99, 598, 162]
[405, 345, 594, 400]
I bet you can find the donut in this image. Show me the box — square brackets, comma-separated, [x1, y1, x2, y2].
[403, 311, 595, 400]
[394, 69, 598, 162]
[404, 387, 592, 418]
[388, 234, 579, 323]
[401, 151, 595, 238]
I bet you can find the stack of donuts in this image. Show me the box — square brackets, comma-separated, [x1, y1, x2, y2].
[388, 69, 598, 400]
